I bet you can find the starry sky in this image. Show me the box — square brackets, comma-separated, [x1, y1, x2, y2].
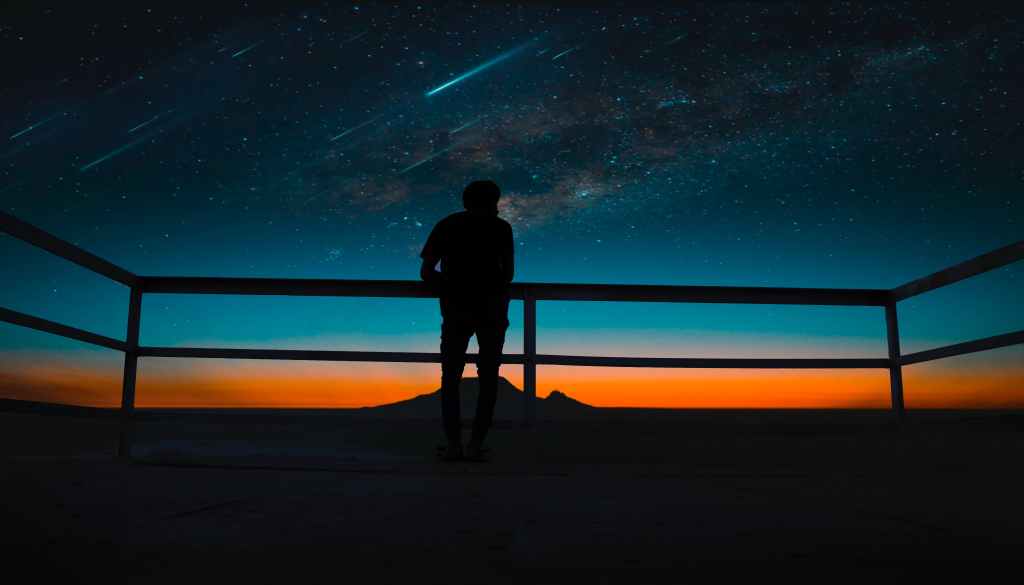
[1, 1, 1022, 408]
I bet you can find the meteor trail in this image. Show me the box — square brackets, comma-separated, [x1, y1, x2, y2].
[343, 31, 368, 44]
[450, 115, 485, 134]
[329, 114, 384, 142]
[10, 112, 62, 140]
[398, 141, 464, 174]
[232, 40, 263, 58]
[127, 108, 176, 134]
[666, 34, 686, 46]
[425, 41, 534, 97]
[551, 46, 579, 61]
[79, 136, 148, 172]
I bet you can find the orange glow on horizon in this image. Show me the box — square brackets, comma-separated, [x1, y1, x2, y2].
[535, 367, 892, 408]
[2, 354, 1022, 409]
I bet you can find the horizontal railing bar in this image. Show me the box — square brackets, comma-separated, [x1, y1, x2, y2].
[0, 211, 138, 287]
[138, 345, 888, 368]
[524, 283, 888, 306]
[900, 329, 1024, 366]
[0, 306, 128, 351]
[536, 355, 891, 368]
[141, 276, 889, 306]
[891, 240, 1024, 302]
[138, 346, 525, 364]
[143, 277, 433, 298]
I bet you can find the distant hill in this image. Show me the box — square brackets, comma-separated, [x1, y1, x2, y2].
[361, 376, 595, 420]
[0, 376, 594, 420]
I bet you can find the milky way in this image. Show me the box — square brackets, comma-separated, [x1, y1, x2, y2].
[1, 1, 1021, 292]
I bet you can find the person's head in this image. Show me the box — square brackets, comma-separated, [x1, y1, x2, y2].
[462, 180, 501, 214]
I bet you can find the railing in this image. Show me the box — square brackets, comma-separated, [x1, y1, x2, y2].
[2, 210, 1023, 458]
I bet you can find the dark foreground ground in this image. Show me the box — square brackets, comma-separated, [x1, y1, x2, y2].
[3, 407, 1024, 582]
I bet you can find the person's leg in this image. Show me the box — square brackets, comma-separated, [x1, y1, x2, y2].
[469, 295, 510, 447]
[440, 301, 474, 446]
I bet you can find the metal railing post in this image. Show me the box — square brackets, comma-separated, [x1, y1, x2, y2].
[885, 300, 905, 418]
[118, 286, 143, 458]
[523, 289, 536, 427]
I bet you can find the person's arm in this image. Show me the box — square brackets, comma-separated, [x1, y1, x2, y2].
[420, 256, 441, 286]
[501, 223, 514, 284]
[419, 220, 443, 287]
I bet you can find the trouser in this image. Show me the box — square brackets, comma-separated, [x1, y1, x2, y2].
[439, 293, 510, 444]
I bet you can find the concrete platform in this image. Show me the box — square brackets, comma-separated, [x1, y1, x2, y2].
[3, 409, 1023, 582]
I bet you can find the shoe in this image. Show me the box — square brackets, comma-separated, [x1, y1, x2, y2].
[465, 441, 490, 462]
[439, 441, 463, 462]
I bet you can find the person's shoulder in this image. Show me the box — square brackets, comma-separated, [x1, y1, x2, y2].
[443, 210, 471, 223]
[441, 211, 463, 221]
[434, 211, 464, 228]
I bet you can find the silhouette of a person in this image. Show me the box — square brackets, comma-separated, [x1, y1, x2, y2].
[420, 180, 514, 461]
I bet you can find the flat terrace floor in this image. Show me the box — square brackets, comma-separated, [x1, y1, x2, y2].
[3, 408, 1024, 582]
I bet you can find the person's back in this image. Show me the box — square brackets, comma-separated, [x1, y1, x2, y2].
[427, 209, 513, 304]
[420, 180, 514, 462]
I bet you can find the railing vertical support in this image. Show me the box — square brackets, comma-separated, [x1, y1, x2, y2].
[523, 289, 536, 427]
[118, 286, 143, 459]
[885, 300, 905, 418]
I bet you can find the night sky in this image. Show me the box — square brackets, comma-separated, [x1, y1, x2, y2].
[2, 1, 1021, 408]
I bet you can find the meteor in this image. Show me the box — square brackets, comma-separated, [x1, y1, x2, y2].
[450, 115, 485, 134]
[10, 112, 62, 140]
[127, 108, 176, 134]
[79, 136, 149, 172]
[551, 46, 579, 61]
[398, 141, 464, 174]
[329, 114, 384, 142]
[425, 41, 534, 97]
[231, 40, 264, 58]
[343, 31, 368, 44]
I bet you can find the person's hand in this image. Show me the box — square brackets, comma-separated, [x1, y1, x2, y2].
[423, 270, 442, 290]
[420, 258, 442, 290]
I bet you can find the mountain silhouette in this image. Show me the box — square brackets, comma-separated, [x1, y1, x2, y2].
[361, 376, 594, 420]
